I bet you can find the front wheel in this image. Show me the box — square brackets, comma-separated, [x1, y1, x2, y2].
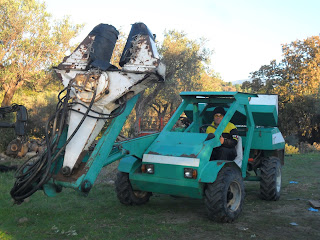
[204, 167, 245, 223]
[115, 171, 151, 205]
[260, 156, 282, 201]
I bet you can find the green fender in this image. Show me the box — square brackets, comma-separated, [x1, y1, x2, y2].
[118, 156, 141, 173]
[198, 161, 239, 183]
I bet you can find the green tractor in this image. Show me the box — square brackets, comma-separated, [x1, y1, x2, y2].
[114, 92, 284, 222]
[11, 91, 285, 223]
[11, 22, 285, 223]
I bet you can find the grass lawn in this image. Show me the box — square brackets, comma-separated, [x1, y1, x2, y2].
[0, 153, 319, 240]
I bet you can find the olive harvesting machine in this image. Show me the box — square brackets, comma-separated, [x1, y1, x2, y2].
[11, 23, 285, 222]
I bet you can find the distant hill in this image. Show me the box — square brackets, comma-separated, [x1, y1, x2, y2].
[231, 79, 251, 85]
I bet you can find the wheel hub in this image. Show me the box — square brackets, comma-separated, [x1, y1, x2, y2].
[227, 181, 241, 212]
[276, 167, 281, 192]
[133, 190, 148, 198]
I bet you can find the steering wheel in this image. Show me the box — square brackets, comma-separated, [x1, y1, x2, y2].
[199, 124, 215, 133]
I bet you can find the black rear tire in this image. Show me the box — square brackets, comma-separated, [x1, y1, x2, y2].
[204, 167, 245, 223]
[115, 171, 151, 205]
[260, 156, 282, 201]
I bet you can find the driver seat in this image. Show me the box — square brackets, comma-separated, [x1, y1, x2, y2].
[234, 136, 243, 168]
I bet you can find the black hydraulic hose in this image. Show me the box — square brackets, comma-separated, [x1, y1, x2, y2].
[10, 93, 70, 203]
[10, 78, 128, 204]
[10, 83, 97, 203]
[50, 87, 98, 165]
[68, 101, 127, 119]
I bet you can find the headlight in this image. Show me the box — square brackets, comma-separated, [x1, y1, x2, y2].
[184, 168, 197, 179]
[141, 164, 154, 174]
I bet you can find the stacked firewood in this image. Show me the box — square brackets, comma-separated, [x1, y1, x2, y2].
[6, 139, 46, 158]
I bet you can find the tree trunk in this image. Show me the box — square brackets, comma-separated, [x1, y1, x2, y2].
[132, 83, 165, 136]
[132, 98, 145, 137]
[2, 87, 16, 107]
[157, 103, 168, 130]
[1, 79, 24, 107]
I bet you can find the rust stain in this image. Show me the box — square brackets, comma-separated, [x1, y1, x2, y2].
[180, 154, 197, 158]
[56, 72, 62, 81]
[147, 151, 160, 155]
[217, 162, 223, 166]
[53, 162, 88, 183]
[57, 35, 94, 70]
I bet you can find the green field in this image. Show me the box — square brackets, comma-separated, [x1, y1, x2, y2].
[0, 153, 319, 240]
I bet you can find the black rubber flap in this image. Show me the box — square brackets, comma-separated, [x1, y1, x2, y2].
[89, 24, 119, 70]
[119, 22, 155, 67]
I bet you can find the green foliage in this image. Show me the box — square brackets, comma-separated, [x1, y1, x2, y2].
[242, 36, 320, 143]
[298, 141, 320, 154]
[0, 0, 83, 106]
[155, 30, 213, 109]
[0, 231, 12, 240]
[24, 91, 59, 138]
[110, 30, 127, 69]
[0, 89, 60, 139]
[132, 31, 230, 135]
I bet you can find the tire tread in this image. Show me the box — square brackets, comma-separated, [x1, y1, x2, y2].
[260, 156, 281, 201]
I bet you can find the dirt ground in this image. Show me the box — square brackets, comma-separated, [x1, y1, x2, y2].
[1, 152, 320, 240]
[73, 156, 320, 240]
[142, 180, 320, 240]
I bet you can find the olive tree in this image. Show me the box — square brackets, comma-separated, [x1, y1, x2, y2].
[0, 0, 83, 106]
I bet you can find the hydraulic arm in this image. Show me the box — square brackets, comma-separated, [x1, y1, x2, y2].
[10, 22, 165, 203]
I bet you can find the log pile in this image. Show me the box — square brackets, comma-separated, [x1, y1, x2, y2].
[6, 139, 46, 158]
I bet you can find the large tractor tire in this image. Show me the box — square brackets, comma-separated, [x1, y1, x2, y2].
[115, 171, 151, 205]
[204, 167, 245, 223]
[260, 156, 282, 201]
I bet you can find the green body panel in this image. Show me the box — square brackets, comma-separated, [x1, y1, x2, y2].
[251, 105, 278, 126]
[145, 132, 208, 157]
[125, 93, 251, 197]
[241, 127, 285, 150]
[241, 103, 255, 177]
[130, 161, 203, 198]
[50, 128, 68, 175]
[245, 176, 261, 181]
[140, 163, 195, 180]
[198, 161, 238, 183]
[184, 97, 278, 127]
[126, 92, 284, 197]
[118, 133, 160, 158]
[43, 183, 60, 197]
[118, 156, 140, 173]
[130, 172, 203, 199]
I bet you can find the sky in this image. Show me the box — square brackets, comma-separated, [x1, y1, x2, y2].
[45, 0, 320, 83]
